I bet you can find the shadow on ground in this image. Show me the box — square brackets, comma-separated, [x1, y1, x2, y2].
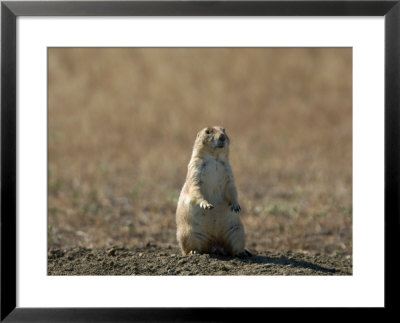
[239, 255, 338, 274]
[206, 251, 342, 274]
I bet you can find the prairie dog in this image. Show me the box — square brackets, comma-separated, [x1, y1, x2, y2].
[176, 126, 245, 256]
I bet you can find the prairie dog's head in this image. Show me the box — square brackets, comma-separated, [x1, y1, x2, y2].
[193, 126, 230, 155]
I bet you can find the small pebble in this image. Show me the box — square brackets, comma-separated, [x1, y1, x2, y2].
[178, 259, 187, 265]
[107, 248, 116, 256]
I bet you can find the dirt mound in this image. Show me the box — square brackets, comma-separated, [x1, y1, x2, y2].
[48, 244, 352, 276]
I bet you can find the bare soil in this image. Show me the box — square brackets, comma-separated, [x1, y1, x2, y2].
[48, 244, 352, 276]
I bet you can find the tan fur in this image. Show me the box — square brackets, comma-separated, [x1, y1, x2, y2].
[176, 126, 245, 256]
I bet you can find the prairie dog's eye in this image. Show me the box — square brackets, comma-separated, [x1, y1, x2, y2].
[205, 129, 210, 134]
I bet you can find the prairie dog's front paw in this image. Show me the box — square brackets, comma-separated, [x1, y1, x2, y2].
[200, 200, 214, 210]
[230, 203, 241, 213]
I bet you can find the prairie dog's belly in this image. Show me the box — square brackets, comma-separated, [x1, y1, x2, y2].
[200, 158, 227, 205]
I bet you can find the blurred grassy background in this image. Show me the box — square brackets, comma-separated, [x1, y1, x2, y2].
[48, 48, 352, 256]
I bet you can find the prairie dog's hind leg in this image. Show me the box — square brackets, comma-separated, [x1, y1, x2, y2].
[223, 222, 245, 256]
[177, 230, 212, 255]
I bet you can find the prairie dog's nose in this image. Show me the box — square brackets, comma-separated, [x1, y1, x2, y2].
[219, 134, 226, 141]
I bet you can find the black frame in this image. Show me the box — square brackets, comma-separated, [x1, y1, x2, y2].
[1, 1, 399, 321]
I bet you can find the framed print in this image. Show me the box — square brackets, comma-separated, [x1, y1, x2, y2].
[1, 0, 399, 321]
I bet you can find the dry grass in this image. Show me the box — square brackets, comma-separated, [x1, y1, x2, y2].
[48, 48, 352, 256]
